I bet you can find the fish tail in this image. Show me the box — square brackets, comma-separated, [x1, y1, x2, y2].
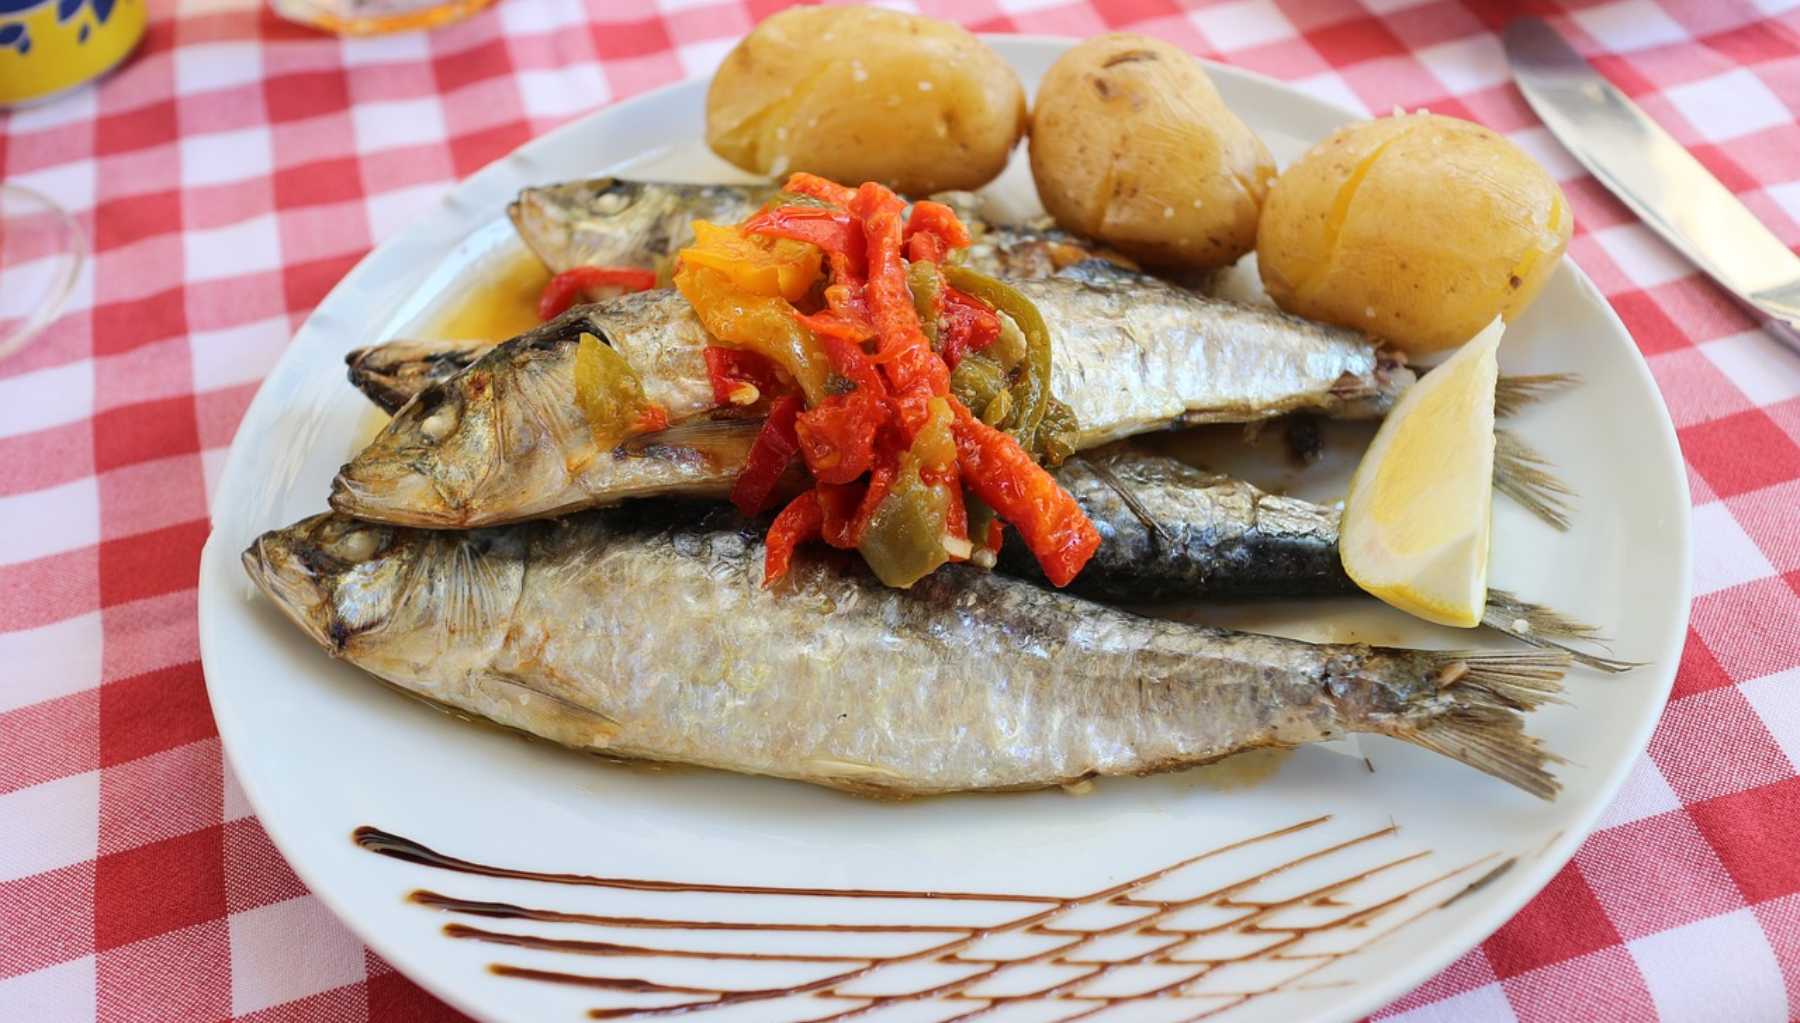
[1494, 372, 1581, 418]
[1482, 590, 1643, 674]
[1494, 429, 1576, 530]
[1382, 650, 1571, 800]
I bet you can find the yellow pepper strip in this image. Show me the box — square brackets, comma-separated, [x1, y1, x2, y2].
[573, 333, 666, 451]
[680, 221, 822, 303]
[673, 263, 831, 405]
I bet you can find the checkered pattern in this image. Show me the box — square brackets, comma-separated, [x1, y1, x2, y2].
[1, 0, 1796, 1019]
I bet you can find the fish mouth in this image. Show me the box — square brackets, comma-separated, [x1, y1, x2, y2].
[329, 462, 468, 529]
[242, 528, 338, 651]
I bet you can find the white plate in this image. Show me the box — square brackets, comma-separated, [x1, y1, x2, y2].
[199, 37, 1691, 1023]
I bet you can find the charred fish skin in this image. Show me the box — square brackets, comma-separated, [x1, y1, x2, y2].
[332, 270, 1409, 527]
[246, 506, 1566, 798]
[1001, 446, 1355, 604]
[508, 178, 772, 275]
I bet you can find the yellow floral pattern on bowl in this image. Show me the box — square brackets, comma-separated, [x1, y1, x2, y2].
[0, 0, 144, 106]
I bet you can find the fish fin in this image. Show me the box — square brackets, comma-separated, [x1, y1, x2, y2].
[1493, 430, 1575, 530]
[1494, 373, 1580, 418]
[1388, 650, 1571, 800]
[617, 415, 762, 457]
[1084, 457, 1176, 545]
[1483, 590, 1644, 674]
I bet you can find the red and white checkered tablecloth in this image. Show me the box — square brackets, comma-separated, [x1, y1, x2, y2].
[2, 0, 1797, 1019]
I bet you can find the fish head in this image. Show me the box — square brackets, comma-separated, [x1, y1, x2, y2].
[345, 338, 491, 415]
[330, 322, 598, 528]
[243, 513, 529, 676]
[242, 513, 413, 653]
[507, 178, 767, 274]
[330, 358, 517, 527]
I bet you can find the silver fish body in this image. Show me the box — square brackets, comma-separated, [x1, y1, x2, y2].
[1010, 445, 1352, 604]
[1005, 447, 1633, 671]
[245, 507, 1567, 797]
[508, 178, 1120, 280]
[332, 269, 1408, 527]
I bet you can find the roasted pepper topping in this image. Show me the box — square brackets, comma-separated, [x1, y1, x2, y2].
[670, 173, 1096, 590]
[731, 393, 805, 516]
[538, 266, 658, 320]
[573, 332, 666, 450]
[675, 263, 832, 404]
[949, 398, 1099, 588]
[681, 221, 822, 302]
[704, 346, 790, 409]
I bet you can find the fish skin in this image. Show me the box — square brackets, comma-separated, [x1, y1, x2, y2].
[331, 270, 1409, 527]
[1003, 444, 1354, 604]
[509, 179, 773, 275]
[1031, 262, 1407, 448]
[244, 505, 1567, 797]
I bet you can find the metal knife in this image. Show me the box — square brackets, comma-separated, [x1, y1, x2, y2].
[1504, 16, 1800, 352]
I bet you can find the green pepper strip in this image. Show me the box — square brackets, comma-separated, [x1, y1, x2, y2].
[942, 265, 1053, 456]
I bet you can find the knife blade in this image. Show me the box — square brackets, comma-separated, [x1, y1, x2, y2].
[1504, 16, 1800, 350]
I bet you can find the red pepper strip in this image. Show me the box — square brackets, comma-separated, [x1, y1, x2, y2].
[703, 346, 788, 407]
[949, 399, 1099, 587]
[851, 183, 947, 436]
[904, 200, 973, 251]
[818, 445, 899, 550]
[730, 393, 804, 516]
[941, 471, 970, 557]
[794, 308, 875, 345]
[782, 172, 857, 207]
[937, 286, 1002, 370]
[984, 518, 1005, 553]
[815, 479, 865, 549]
[743, 206, 865, 277]
[630, 404, 670, 435]
[763, 489, 824, 586]
[537, 266, 658, 320]
[823, 264, 871, 328]
[907, 232, 946, 265]
[794, 336, 888, 485]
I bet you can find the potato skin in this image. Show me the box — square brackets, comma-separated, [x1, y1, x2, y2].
[1257, 113, 1572, 354]
[1028, 34, 1275, 270]
[705, 7, 1026, 196]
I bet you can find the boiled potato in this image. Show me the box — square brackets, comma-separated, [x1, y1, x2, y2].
[706, 8, 1026, 196]
[1029, 34, 1274, 270]
[1257, 112, 1571, 354]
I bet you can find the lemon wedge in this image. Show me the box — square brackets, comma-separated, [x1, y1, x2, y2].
[1341, 316, 1504, 627]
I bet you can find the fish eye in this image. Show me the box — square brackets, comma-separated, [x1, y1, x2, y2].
[593, 190, 631, 215]
[326, 528, 386, 563]
[419, 402, 460, 441]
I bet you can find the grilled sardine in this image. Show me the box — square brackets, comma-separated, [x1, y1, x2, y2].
[332, 266, 1410, 527]
[245, 506, 1569, 798]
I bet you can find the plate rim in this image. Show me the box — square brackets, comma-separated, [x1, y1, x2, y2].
[198, 35, 1693, 1023]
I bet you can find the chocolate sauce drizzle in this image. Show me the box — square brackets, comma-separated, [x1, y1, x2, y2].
[353, 819, 1491, 1021]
